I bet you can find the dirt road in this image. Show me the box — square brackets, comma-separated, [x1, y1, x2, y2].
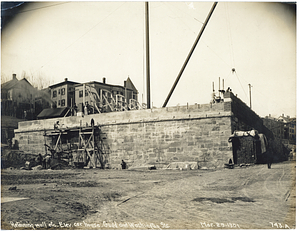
[1, 161, 295, 229]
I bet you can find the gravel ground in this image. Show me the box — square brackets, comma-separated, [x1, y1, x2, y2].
[1, 161, 296, 229]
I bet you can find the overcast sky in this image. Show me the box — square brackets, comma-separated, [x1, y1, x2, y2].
[1, 1, 296, 118]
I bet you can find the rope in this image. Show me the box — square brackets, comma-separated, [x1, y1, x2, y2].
[233, 70, 248, 100]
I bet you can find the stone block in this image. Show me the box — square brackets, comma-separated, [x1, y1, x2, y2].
[188, 142, 194, 146]
[212, 126, 220, 131]
[168, 147, 177, 153]
[169, 142, 182, 148]
[221, 141, 228, 146]
[202, 131, 209, 136]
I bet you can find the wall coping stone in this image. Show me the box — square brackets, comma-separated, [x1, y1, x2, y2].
[15, 103, 230, 133]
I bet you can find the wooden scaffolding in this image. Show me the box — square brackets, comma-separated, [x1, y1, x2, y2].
[43, 123, 109, 168]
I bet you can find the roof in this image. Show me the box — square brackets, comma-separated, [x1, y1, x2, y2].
[49, 80, 79, 89]
[74, 81, 123, 88]
[126, 77, 138, 93]
[37, 107, 69, 119]
[1, 78, 34, 91]
[1, 78, 19, 90]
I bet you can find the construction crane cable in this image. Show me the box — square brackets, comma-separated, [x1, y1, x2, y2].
[204, 41, 232, 68]
[233, 70, 248, 99]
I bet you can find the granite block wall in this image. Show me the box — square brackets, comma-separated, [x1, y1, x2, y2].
[102, 115, 232, 169]
[14, 102, 233, 169]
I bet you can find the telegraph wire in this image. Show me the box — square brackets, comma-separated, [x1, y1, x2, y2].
[164, 2, 204, 24]
[202, 40, 232, 68]
[163, 2, 231, 68]
[37, 2, 127, 73]
[12, 2, 70, 14]
[251, 86, 288, 114]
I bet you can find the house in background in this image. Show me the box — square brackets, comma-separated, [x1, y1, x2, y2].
[262, 115, 285, 140]
[1, 74, 37, 144]
[49, 78, 79, 108]
[277, 114, 296, 145]
[37, 76, 140, 118]
[288, 118, 296, 144]
[1, 74, 36, 119]
[262, 114, 296, 152]
[74, 77, 139, 113]
[34, 88, 52, 117]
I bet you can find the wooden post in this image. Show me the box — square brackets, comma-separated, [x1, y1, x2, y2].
[91, 123, 94, 168]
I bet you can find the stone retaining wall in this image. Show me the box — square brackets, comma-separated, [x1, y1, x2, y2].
[15, 102, 233, 169]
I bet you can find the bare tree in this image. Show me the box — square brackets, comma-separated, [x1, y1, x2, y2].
[21, 70, 54, 89]
[1, 72, 11, 84]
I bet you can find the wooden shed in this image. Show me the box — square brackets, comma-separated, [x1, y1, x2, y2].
[228, 130, 268, 165]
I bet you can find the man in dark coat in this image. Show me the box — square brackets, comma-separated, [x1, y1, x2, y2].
[121, 160, 127, 170]
[266, 151, 273, 169]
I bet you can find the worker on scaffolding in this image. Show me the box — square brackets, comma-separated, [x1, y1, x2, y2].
[84, 102, 89, 115]
[54, 121, 61, 130]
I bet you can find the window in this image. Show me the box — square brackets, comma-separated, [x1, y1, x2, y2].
[58, 89, 60, 94]
[61, 99, 65, 106]
[53, 90, 57, 98]
[8, 90, 12, 100]
[61, 88, 65, 95]
[85, 91, 88, 96]
[58, 100, 60, 106]
[79, 90, 83, 98]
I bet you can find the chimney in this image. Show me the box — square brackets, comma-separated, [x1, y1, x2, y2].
[64, 78, 68, 82]
[103, 77, 106, 84]
[12, 74, 17, 80]
[124, 81, 127, 88]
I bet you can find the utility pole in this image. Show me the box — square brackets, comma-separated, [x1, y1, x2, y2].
[145, 2, 151, 109]
[248, 84, 252, 109]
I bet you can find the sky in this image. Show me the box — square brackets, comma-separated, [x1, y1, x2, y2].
[1, 1, 297, 118]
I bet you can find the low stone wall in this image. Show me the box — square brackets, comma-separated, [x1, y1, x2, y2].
[15, 102, 233, 169]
